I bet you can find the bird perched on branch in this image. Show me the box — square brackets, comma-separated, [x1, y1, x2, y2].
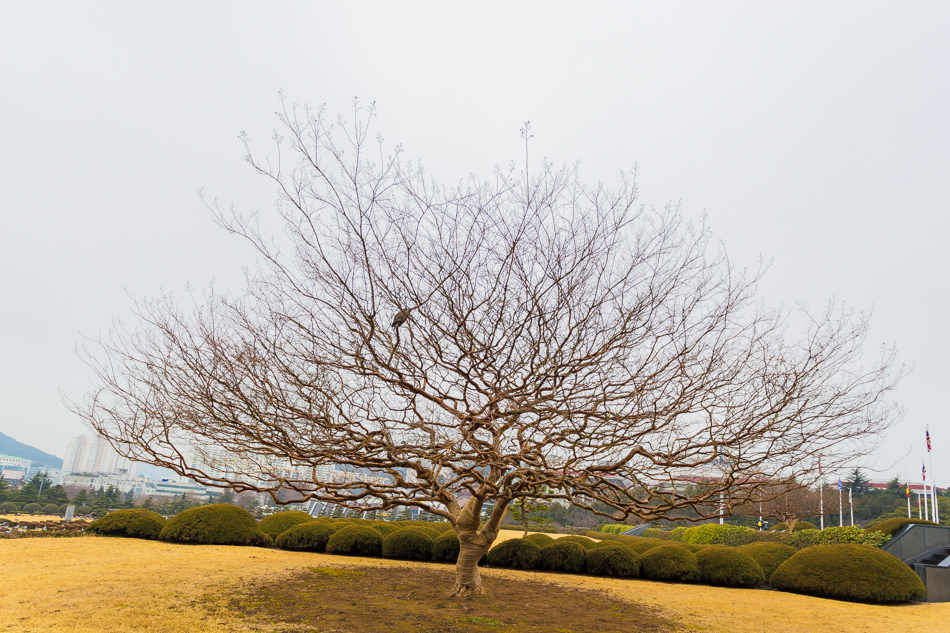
[392, 309, 410, 328]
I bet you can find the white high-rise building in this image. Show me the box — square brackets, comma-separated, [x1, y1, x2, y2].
[62, 434, 136, 477]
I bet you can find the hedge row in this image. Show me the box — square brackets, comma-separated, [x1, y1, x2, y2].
[85, 508, 923, 603]
[659, 524, 892, 549]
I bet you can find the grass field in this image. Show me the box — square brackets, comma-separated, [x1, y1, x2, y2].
[3, 532, 948, 632]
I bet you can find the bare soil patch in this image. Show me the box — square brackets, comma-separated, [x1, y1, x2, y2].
[225, 565, 676, 633]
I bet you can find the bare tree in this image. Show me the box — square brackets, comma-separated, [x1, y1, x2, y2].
[72, 99, 903, 596]
[740, 481, 822, 532]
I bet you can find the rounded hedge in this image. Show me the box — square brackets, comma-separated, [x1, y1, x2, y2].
[523, 532, 555, 547]
[866, 517, 939, 537]
[770, 544, 926, 603]
[22, 503, 42, 514]
[431, 531, 461, 562]
[410, 525, 442, 541]
[640, 544, 699, 582]
[554, 535, 597, 550]
[58, 504, 71, 514]
[736, 542, 798, 581]
[258, 510, 315, 540]
[159, 504, 271, 546]
[486, 538, 542, 570]
[275, 521, 343, 552]
[325, 525, 383, 557]
[625, 538, 665, 555]
[695, 546, 765, 588]
[87, 509, 167, 540]
[0, 502, 19, 513]
[382, 528, 434, 561]
[77, 506, 93, 515]
[586, 543, 641, 577]
[370, 522, 402, 536]
[41, 503, 61, 515]
[540, 541, 587, 573]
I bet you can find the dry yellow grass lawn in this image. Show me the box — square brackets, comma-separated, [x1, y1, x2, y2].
[2, 532, 948, 632]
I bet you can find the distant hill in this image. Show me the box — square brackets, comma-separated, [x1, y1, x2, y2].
[0, 431, 63, 469]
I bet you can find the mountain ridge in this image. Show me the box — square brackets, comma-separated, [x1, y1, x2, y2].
[0, 431, 63, 468]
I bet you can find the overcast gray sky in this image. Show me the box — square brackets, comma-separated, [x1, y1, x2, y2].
[2, 2, 946, 484]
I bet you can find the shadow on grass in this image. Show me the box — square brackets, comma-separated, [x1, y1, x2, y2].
[220, 565, 677, 633]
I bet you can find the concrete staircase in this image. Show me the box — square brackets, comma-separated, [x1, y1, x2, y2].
[882, 524, 950, 602]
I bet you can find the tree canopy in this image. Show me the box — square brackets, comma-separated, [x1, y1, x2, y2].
[74, 100, 902, 594]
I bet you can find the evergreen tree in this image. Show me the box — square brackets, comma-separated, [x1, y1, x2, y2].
[848, 468, 871, 495]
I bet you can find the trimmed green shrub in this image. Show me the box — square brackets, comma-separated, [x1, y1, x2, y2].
[770, 544, 926, 603]
[58, 504, 70, 514]
[523, 533, 555, 547]
[87, 509, 167, 540]
[682, 524, 758, 547]
[325, 525, 383, 557]
[554, 535, 597, 550]
[41, 503, 61, 515]
[642, 528, 671, 540]
[736, 542, 798, 581]
[781, 526, 890, 549]
[77, 506, 93, 515]
[412, 526, 442, 541]
[624, 538, 665, 555]
[382, 529, 434, 561]
[258, 510, 315, 540]
[431, 531, 461, 562]
[485, 538, 542, 570]
[866, 517, 939, 537]
[599, 524, 628, 534]
[22, 503, 42, 514]
[158, 504, 271, 546]
[370, 522, 402, 537]
[1, 502, 19, 513]
[540, 541, 587, 573]
[430, 522, 455, 533]
[586, 543, 641, 577]
[769, 521, 818, 532]
[678, 543, 705, 552]
[275, 521, 342, 552]
[640, 544, 699, 582]
[669, 526, 691, 541]
[695, 546, 765, 588]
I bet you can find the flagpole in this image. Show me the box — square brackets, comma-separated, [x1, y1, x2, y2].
[907, 484, 911, 519]
[819, 483, 824, 530]
[838, 483, 843, 527]
[923, 460, 930, 522]
[928, 426, 938, 524]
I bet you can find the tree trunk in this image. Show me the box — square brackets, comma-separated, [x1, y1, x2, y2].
[786, 518, 797, 533]
[451, 536, 491, 596]
[449, 496, 508, 597]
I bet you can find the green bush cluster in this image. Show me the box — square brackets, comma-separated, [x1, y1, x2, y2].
[522, 533, 555, 547]
[22, 503, 42, 514]
[778, 526, 890, 549]
[431, 531, 460, 562]
[382, 529, 434, 561]
[641, 528, 671, 540]
[736, 542, 797, 581]
[88, 509, 167, 540]
[554, 535, 597, 550]
[680, 524, 759, 547]
[325, 525, 383, 557]
[159, 504, 271, 547]
[485, 538, 542, 569]
[598, 524, 629, 534]
[258, 510, 315, 539]
[539, 541, 587, 573]
[695, 546, 765, 588]
[770, 544, 926, 603]
[1, 502, 19, 513]
[585, 543, 641, 577]
[275, 521, 343, 552]
[866, 517, 939, 537]
[640, 544, 699, 582]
